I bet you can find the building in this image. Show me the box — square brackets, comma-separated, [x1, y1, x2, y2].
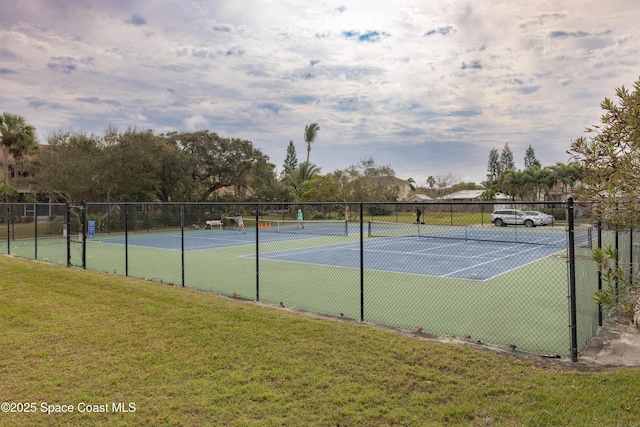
[407, 194, 433, 203]
[0, 150, 34, 195]
[368, 176, 412, 201]
[439, 190, 511, 202]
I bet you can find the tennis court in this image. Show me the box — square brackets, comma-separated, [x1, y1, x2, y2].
[90, 220, 577, 281]
[254, 236, 564, 280]
[247, 221, 582, 356]
[94, 228, 317, 250]
[92, 218, 351, 250]
[3, 200, 602, 357]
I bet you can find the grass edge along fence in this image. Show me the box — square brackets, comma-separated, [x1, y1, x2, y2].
[1, 199, 608, 362]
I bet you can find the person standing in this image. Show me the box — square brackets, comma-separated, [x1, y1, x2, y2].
[416, 207, 422, 224]
[297, 209, 304, 229]
[236, 214, 245, 233]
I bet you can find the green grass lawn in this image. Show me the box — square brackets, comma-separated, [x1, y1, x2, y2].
[1, 255, 639, 426]
[1, 221, 61, 240]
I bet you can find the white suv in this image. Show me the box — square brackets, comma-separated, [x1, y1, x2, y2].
[491, 209, 543, 227]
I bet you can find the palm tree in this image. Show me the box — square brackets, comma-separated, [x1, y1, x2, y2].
[426, 176, 435, 189]
[0, 112, 38, 185]
[285, 162, 321, 202]
[407, 177, 416, 192]
[304, 123, 320, 164]
[499, 169, 526, 200]
[522, 167, 553, 201]
[550, 162, 582, 200]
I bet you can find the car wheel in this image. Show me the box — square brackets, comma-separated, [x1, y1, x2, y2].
[524, 219, 534, 228]
[494, 218, 503, 227]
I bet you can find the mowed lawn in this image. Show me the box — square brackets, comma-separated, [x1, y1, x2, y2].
[1, 256, 639, 426]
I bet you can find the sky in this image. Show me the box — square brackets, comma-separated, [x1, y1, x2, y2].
[1, 0, 639, 186]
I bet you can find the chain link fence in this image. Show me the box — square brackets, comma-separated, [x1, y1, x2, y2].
[0, 199, 620, 361]
[0, 202, 68, 265]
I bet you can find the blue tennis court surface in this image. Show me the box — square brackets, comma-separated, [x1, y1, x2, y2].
[90, 225, 581, 280]
[253, 236, 567, 280]
[91, 228, 329, 250]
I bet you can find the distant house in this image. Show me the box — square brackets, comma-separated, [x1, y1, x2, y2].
[368, 176, 412, 201]
[407, 194, 433, 203]
[0, 149, 34, 194]
[215, 185, 256, 198]
[440, 190, 510, 202]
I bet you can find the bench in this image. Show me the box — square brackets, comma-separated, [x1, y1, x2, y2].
[205, 220, 223, 229]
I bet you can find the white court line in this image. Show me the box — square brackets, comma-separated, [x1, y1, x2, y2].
[95, 233, 253, 251]
[255, 243, 359, 259]
[245, 236, 562, 281]
[361, 247, 485, 259]
[255, 238, 538, 264]
[443, 243, 554, 277]
[361, 237, 549, 260]
[363, 236, 468, 253]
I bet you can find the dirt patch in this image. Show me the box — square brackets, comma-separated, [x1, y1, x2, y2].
[575, 315, 640, 370]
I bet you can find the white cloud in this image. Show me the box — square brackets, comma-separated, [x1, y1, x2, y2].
[184, 114, 209, 130]
[0, 0, 639, 185]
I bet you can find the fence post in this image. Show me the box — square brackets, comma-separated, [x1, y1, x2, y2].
[567, 197, 578, 362]
[34, 203, 38, 260]
[615, 229, 619, 302]
[124, 204, 129, 277]
[181, 204, 185, 287]
[256, 203, 260, 302]
[630, 228, 634, 287]
[6, 205, 10, 255]
[11, 204, 14, 242]
[597, 221, 603, 327]
[360, 202, 364, 322]
[66, 203, 71, 266]
[81, 202, 87, 269]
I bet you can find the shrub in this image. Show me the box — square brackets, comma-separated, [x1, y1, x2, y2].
[47, 217, 65, 235]
[367, 205, 392, 216]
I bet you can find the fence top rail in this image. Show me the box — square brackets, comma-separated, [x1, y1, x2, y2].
[1, 203, 67, 206]
[79, 200, 567, 207]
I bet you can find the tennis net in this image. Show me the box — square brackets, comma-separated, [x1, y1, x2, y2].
[244, 218, 349, 236]
[368, 221, 591, 247]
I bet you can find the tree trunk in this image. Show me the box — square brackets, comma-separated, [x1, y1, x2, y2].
[2, 147, 9, 185]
